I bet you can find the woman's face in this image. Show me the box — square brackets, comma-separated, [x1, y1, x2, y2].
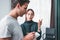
[26, 10, 34, 21]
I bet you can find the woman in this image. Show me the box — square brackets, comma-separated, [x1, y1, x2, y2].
[21, 9, 42, 40]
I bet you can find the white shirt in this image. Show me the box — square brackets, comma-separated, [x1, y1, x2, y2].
[0, 15, 23, 40]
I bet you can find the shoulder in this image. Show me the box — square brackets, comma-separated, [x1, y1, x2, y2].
[0, 16, 10, 27]
[31, 21, 38, 28]
[0, 15, 15, 30]
[32, 21, 38, 25]
[21, 22, 26, 26]
[0, 15, 14, 24]
[21, 23, 25, 27]
[0, 16, 13, 38]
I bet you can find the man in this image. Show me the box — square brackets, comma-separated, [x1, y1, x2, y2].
[0, 0, 35, 40]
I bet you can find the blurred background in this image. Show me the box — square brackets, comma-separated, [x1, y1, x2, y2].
[0, 0, 60, 40]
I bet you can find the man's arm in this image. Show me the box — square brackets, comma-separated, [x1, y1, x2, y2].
[0, 37, 11, 40]
[0, 32, 35, 40]
[23, 32, 35, 40]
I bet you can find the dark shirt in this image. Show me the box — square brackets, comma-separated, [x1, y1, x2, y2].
[21, 20, 41, 40]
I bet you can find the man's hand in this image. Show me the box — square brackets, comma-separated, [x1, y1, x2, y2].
[23, 32, 35, 40]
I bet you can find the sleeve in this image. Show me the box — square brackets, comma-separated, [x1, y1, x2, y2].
[35, 22, 42, 40]
[37, 31, 42, 40]
[21, 24, 26, 36]
[0, 23, 11, 38]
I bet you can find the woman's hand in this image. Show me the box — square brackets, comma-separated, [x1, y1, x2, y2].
[37, 19, 42, 32]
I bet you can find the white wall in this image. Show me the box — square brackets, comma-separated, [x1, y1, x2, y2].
[0, 0, 11, 20]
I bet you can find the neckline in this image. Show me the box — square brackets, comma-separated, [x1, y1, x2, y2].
[7, 15, 17, 21]
[25, 20, 33, 23]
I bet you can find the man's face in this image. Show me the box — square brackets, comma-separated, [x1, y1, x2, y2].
[18, 3, 28, 17]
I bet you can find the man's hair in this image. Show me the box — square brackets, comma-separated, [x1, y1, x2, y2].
[11, 0, 30, 9]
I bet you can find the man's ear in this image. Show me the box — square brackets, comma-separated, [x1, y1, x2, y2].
[16, 3, 21, 8]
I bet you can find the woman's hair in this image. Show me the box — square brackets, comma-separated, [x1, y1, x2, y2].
[26, 9, 34, 14]
[25, 9, 34, 21]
